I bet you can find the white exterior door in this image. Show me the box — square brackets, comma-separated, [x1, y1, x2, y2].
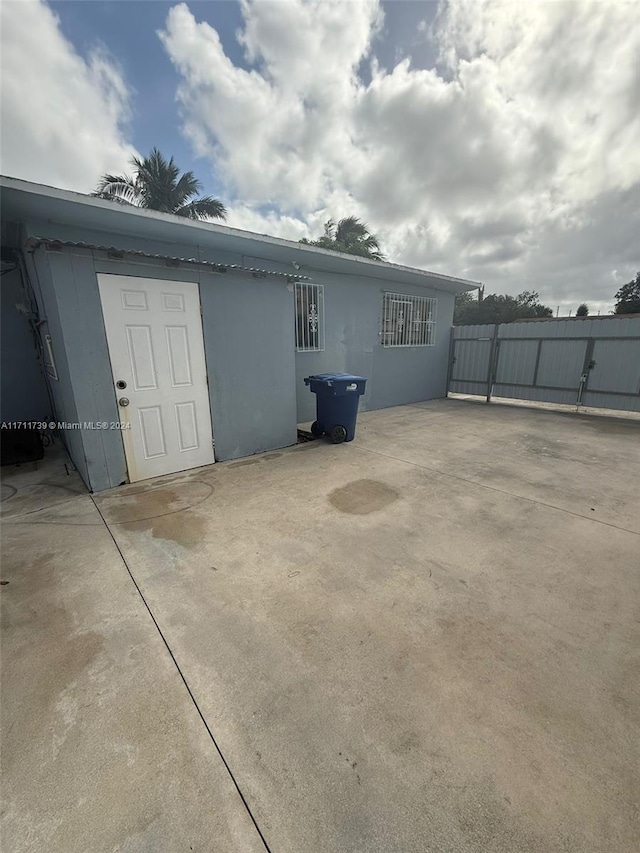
[97, 274, 215, 482]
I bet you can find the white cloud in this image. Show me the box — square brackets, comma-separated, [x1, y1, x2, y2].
[0, 0, 135, 192]
[160, 0, 640, 313]
[223, 203, 312, 241]
[158, 0, 381, 212]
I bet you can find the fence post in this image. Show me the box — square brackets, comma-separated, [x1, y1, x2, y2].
[446, 327, 456, 396]
[532, 338, 543, 387]
[486, 325, 499, 403]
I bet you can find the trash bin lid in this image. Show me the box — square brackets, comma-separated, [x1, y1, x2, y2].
[305, 373, 366, 383]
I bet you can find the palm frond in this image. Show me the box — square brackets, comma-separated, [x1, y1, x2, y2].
[174, 196, 227, 221]
[301, 214, 385, 260]
[322, 219, 336, 240]
[93, 148, 226, 220]
[335, 216, 368, 243]
[133, 149, 179, 211]
[336, 216, 384, 259]
[171, 171, 202, 210]
[93, 173, 132, 193]
[92, 174, 140, 206]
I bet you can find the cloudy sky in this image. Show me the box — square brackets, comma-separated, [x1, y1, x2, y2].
[1, 0, 638, 313]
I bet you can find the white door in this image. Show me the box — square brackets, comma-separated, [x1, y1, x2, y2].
[97, 274, 215, 482]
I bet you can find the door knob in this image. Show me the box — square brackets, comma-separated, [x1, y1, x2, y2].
[118, 397, 130, 407]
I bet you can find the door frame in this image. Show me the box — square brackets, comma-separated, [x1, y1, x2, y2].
[96, 271, 216, 484]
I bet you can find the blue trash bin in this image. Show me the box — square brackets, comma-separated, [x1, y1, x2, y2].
[304, 373, 367, 443]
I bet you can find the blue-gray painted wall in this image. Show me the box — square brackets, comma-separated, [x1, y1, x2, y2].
[294, 273, 454, 422]
[42, 250, 131, 489]
[14, 218, 455, 491]
[199, 272, 297, 461]
[27, 244, 298, 491]
[0, 267, 49, 423]
[22, 249, 92, 485]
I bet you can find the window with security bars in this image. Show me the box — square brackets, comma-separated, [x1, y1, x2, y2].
[381, 292, 437, 347]
[295, 282, 325, 351]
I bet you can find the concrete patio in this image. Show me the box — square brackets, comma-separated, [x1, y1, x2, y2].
[2, 398, 639, 852]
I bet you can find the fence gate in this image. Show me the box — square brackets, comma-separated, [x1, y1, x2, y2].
[448, 317, 640, 414]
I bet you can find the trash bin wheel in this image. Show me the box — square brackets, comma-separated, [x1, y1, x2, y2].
[310, 421, 324, 437]
[329, 425, 348, 444]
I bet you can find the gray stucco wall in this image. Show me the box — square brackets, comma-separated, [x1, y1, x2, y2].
[43, 250, 131, 490]
[0, 267, 49, 422]
[25, 216, 457, 422]
[17, 211, 457, 490]
[295, 273, 455, 422]
[22, 251, 89, 484]
[200, 274, 297, 460]
[28, 246, 297, 490]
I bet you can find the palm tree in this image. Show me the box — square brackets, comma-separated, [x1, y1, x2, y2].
[301, 216, 385, 261]
[93, 148, 226, 221]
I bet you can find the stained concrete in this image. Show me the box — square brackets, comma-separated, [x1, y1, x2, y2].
[3, 400, 640, 852]
[0, 448, 266, 853]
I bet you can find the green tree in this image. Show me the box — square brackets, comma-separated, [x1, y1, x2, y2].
[576, 303, 589, 316]
[453, 291, 480, 325]
[454, 290, 554, 325]
[300, 216, 385, 261]
[93, 148, 226, 220]
[614, 272, 640, 314]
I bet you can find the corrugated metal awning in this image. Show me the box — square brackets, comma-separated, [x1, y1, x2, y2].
[26, 237, 309, 282]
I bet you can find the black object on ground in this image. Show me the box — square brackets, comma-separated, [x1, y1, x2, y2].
[1, 428, 44, 466]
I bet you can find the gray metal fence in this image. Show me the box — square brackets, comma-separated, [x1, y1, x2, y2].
[448, 317, 640, 413]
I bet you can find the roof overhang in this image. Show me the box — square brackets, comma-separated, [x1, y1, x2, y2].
[1, 175, 479, 294]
